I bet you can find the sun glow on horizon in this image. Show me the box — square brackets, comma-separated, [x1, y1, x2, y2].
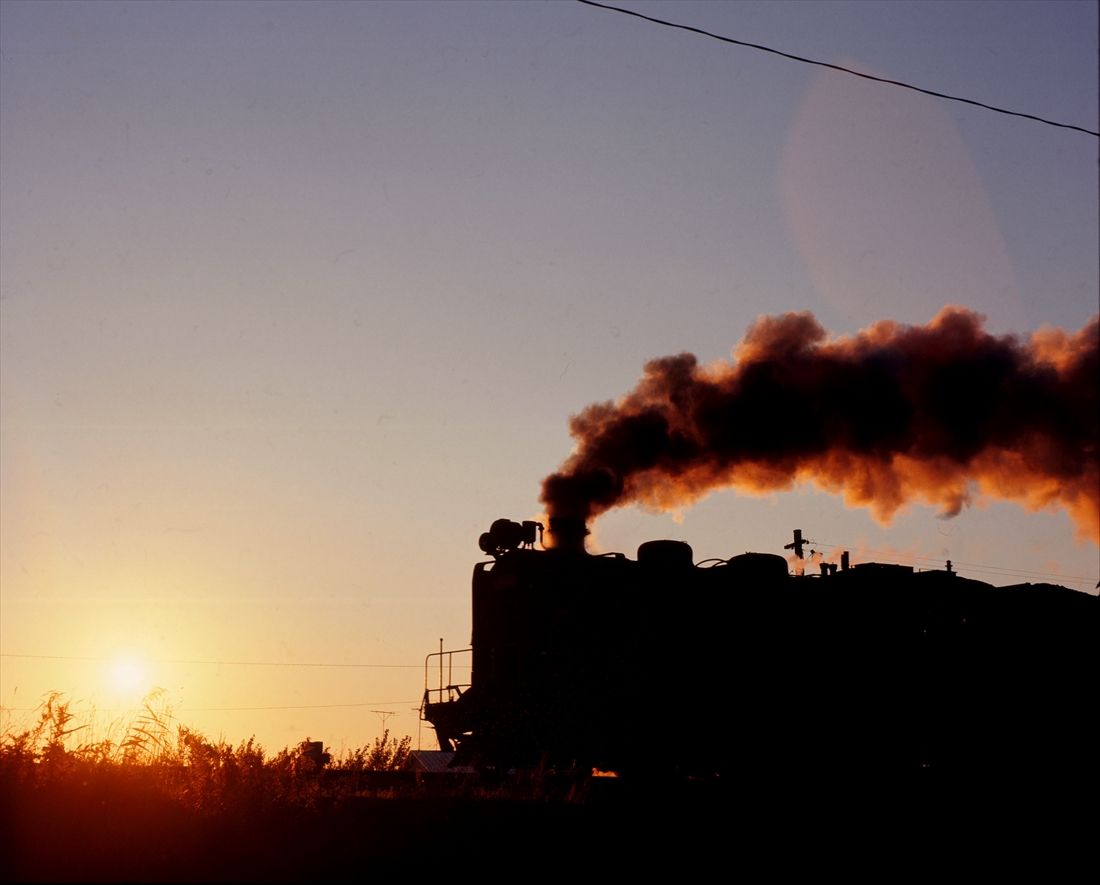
[105, 654, 151, 703]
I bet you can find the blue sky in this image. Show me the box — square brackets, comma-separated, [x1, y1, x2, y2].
[2, 0, 1096, 753]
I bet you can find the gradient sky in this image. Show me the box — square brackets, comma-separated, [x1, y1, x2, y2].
[2, 0, 1097, 756]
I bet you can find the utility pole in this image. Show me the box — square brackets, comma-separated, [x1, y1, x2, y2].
[785, 528, 806, 576]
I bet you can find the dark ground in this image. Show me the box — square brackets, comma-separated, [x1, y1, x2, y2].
[3, 773, 1095, 882]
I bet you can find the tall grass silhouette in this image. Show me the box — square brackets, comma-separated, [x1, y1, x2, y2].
[1, 690, 422, 815]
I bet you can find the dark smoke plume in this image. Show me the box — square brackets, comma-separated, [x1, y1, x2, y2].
[541, 308, 1099, 542]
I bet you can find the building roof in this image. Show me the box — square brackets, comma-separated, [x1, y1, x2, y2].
[407, 750, 477, 775]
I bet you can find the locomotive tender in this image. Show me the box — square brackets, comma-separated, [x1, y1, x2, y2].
[422, 516, 1098, 783]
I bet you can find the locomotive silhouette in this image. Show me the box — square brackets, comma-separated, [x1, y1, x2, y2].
[422, 516, 1098, 784]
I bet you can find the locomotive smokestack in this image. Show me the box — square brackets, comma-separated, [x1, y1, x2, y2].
[547, 516, 589, 553]
[540, 308, 1099, 542]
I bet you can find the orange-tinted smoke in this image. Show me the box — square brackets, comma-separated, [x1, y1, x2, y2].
[541, 308, 1099, 543]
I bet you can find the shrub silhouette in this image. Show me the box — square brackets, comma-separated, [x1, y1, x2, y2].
[1, 691, 422, 816]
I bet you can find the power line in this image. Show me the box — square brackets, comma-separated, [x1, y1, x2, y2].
[808, 539, 1092, 580]
[804, 539, 1095, 587]
[178, 701, 419, 713]
[576, 0, 1099, 138]
[0, 700, 421, 714]
[0, 653, 430, 669]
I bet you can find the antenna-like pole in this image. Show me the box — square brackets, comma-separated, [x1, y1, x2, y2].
[784, 529, 806, 576]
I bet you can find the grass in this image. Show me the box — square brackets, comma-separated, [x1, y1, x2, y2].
[2, 692, 1087, 881]
[1, 690, 421, 816]
[0, 691, 648, 881]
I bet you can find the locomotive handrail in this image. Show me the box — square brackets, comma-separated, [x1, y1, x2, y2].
[421, 685, 471, 709]
[422, 647, 472, 711]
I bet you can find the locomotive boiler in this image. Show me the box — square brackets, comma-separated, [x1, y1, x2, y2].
[421, 517, 1098, 784]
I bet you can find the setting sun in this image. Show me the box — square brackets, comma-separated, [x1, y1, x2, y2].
[106, 655, 149, 700]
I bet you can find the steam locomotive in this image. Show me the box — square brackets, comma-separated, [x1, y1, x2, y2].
[422, 517, 1098, 784]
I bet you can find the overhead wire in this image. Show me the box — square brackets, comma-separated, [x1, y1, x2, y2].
[576, 0, 1099, 138]
[802, 539, 1095, 587]
[0, 700, 421, 714]
[0, 653, 429, 669]
[806, 538, 1091, 579]
[177, 701, 419, 713]
[0, 653, 453, 713]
